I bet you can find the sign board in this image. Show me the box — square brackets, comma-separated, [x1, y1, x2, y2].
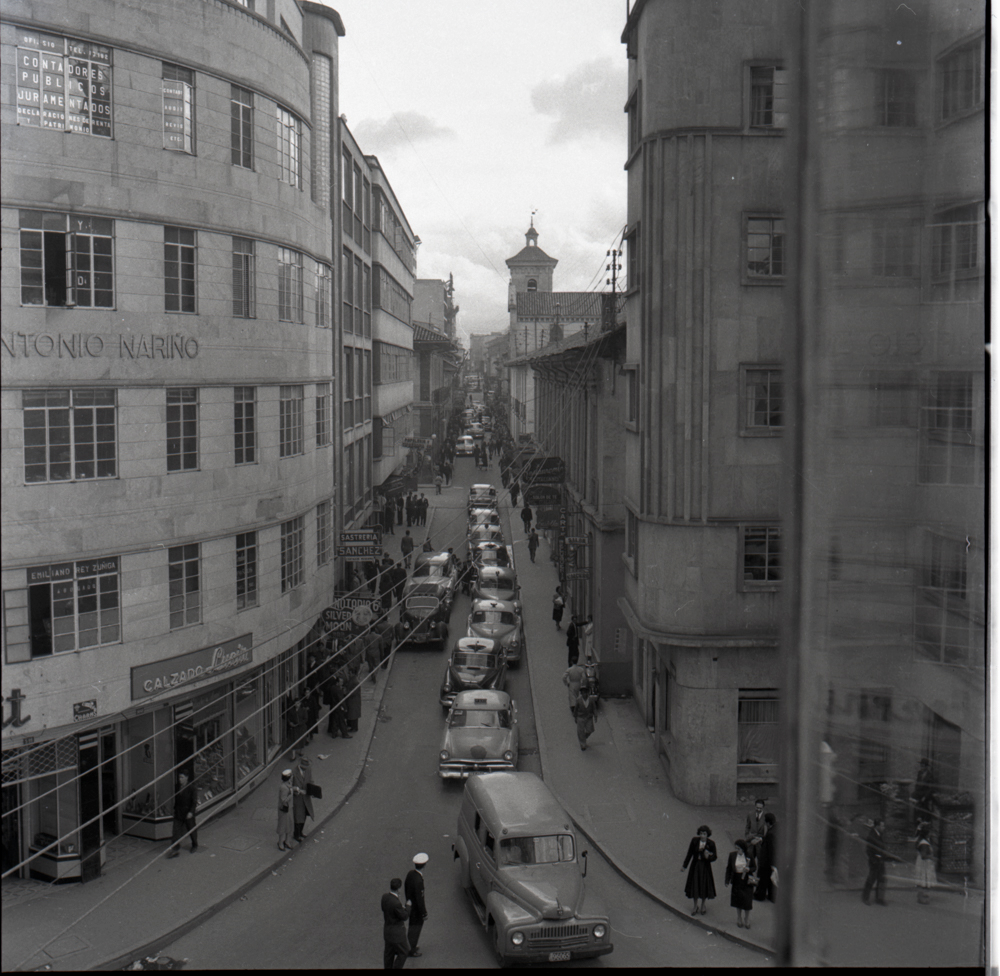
[402, 436, 432, 450]
[131, 634, 253, 700]
[523, 456, 565, 484]
[336, 528, 382, 558]
[336, 545, 382, 558]
[564, 536, 589, 546]
[323, 599, 382, 633]
[524, 485, 560, 506]
[534, 505, 560, 530]
[564, 569, 591, 581]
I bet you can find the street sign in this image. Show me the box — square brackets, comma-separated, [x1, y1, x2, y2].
[340, 529, 381, 544]
[564, 570, 591, 580]
[336, 528, 382, 558]
[564, 536, 589, 546]
[524, 485, 560, 505]
[523, 456, 565, 484]
[336, 545, 383, 558]
[402, 436, 432, 450]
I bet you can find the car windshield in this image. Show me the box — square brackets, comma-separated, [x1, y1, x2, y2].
[413, 563, 446, 578]
[499, 835, 575, 866]
[472, 611, 517, 626]
[453, 652, 498, 669]
[448, 708, 511, 729]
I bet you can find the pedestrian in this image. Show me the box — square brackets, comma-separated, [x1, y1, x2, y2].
[911, 757, 936, 820]
[573, 686, 597, 751]
[291, 755, 315, 843]
[422, 494, 430, 525]
[381, 877, 412, 969]
[392, 561, 407, 608]
[563, 659, 587, 714]
[861, 818, 889, 906]
[520, 503, 533, 533]
[405, 493, 414, 527]
[405, 853, 429, 957]
[754, 812, 777, 902]
[400, 530, 415, 569]
[363, 627, 382, 683]
[724, 837, 758, 929]
[167, 770, 198, 857]
[325, 670, 352, 739]
[745, 798, 767, 855]
[566, 616, 580, 667]
[510, 480, 520, 508]
[681, 825, 718, 916]
[500, 463, 510, 489]
[443, 460, 452, 485]
[434, 472, 443, 495]
[914, 835, 936, 904]
[422, 537, 434, 553]
[277, 769, 294, 851]
[397, 495, 405, 526]
[344, 663, 362, 732]
[285, 694, 307, 753]
[384, 501, 395, 535]
[581, 614, 594, 661]
[552, 586, 565, 630]
[527, 528, 539, 563]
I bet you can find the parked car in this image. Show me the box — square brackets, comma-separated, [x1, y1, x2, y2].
[405, 551, 459, 613]
[456, 435, 476, 456]
[469, 524, 505, 547]
[439, 637, 507, 711]
[467, 597, 523, 668]
[470, 541, 511, 568]
[468, 484, 498, 510]
[452, 772, 613, 966]
[471, 565, 519, 604]
[467, 423, 485, 440]
[468, 507, 501, 529]
[397, 582, 450, 649]
[439, 690, 518, 779]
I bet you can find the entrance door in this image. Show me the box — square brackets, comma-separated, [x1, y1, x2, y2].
[78, 731, 102, 883]
[101, 730, 118, 836]
[1, 779, 21, 877]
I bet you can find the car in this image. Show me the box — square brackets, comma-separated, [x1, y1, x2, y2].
[467, 423, 485, 440]
[439, 637, 507, 711]
[467, 597, 524, 668]
[470, 540, 511, 568]
[456, 435, 476, 456]
[452, 772, 613, 966]
[439, 690, 519, 779]
[405, 551, 459, 612]
[468, 484, 498, 509]
[468, 507, 501, 529]
[471, 565, 519, 603]
[481, 415, 493, 431]
[397, 582, 450, 648]
[468, 524, 504, 547]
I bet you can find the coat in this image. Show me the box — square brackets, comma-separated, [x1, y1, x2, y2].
[277, 782, 294, 836]
[725, 850, 757, 910]
[344, 669, 362, 722]
[292, 764, 314, 823]
[563, 663, 586, 708]
[404, 868, 427, 921]
[173, 781, 197, 822]
[381, 891, 410, 942]
[682, 837, 718, 900]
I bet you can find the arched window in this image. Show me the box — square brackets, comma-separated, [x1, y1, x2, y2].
[527, 279, 537, 292]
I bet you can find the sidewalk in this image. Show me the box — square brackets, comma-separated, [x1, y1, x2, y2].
[1, 477, 984, 970]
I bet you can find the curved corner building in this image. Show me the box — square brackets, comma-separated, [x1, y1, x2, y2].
[1, 0, 345, 880]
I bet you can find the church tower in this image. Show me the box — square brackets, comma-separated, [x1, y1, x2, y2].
[505, 218, 558, 307]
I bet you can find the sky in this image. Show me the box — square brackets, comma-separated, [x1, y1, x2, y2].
[323, 0, 629, 345]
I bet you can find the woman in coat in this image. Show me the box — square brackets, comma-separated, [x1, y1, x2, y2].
[343, 663, 362, 732]
[724, 837, 758, 929]
[681, 825, 717, 916]
[277, 770, 294, 851]
[573, 687, 597, 751]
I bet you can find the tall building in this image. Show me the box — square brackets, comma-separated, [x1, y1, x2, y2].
[1, 0, 344, 880]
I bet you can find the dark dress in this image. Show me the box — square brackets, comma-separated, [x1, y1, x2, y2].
[682, 837, 717, 900]
[725, 850, 757, 910]
[754, 827, 776, 902]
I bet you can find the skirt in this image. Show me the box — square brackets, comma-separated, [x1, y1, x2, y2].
[684, 859, 716, 900]
[276, 807, 293, 836]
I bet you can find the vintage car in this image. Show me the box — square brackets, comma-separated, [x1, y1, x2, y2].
[439, 637, 507, 712]
[468, 507, 501, 529]
[471, 564, 519, 604]
[467, 597, 523, 668]
[439, 690, 518, 779]
[468, 523, 505, 547]
[456, 435, 476, 456]
[452, 772, 613, 966]
[404, 551, 459, 613]
[470, 541, 511, 568]
[466, 423, 485, 439]
[468, 484, 498, 510]
[397, 582, 450, 648]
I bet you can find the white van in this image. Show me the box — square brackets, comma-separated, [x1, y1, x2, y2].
[456, 435, 476, 456]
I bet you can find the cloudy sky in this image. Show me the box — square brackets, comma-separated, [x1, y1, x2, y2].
[324, 0, 629, 344]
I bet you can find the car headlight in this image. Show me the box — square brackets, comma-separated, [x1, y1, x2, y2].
[593, 924, 607, 939]
[503, 751, 514, 762]
[511, 931, 524, 947]
[440, 750, 449, 761]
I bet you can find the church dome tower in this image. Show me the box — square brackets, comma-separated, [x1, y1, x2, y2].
[505, 217, 557, 296]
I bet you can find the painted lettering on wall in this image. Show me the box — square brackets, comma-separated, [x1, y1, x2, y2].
[1, 333, 199, 360]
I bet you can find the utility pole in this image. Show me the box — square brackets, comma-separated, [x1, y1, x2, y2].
[606, 248, 622, 331]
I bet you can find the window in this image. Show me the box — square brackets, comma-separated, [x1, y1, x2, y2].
[232, 237, 255, 317]
[279, 385, 304, 458]
[236, 532, 257, 611]
[745, 215, 785, 281]
[919, 372, 976, 485]
[915, 532, 974, 665]
[363, 264, 372, 336]
[280, 516, 304, 592]
[749, 66, 788, 127]
[355, 348, 365, 423]
[526, 278, 537, 292]
[930, 203, 983, 298]
[342, 148, 354, 232]
[355, 256, 364, 333]
[626, 226, 640, 292]
[277, 106, 301, 187]
[315, 262, 332, 327]
[164, 226, 196, 312]
[743, 525, 782, 586]
[363, 177, 372, 252]
[234, 386, 256, 464]
[354, 165, 364, 242]
[738, 691, 779, 764]
[23, 389, 116, 483]
[343, 249, 354, 334]
[19, 211, 113, 308]
[278, 248, 304, 323]
[316, 383, 331, 447]
[626, 83, 642, 154]
[231, 84, 253, 168]
[26, 557, 120, 655]
[316, 501, 332, 567]
[870, 218, 917, 277]
[876, 69, 916, 126]
[15, 30, 112, 137]
[625, 509, 639, 573]
[166, 388, 198, 471]
[311, 54, 331, 208]
[168, 544, 200, 629]
[937, 36, 983, 121]
[743, 367, 783, 431]
[162, 63, 194, 153]
[865, 370, 916, 427]
[343, 348, 355, 428]
[363, 349, 372, 421]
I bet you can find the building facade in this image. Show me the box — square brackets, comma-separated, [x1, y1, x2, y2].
[1, 0, 344, 880]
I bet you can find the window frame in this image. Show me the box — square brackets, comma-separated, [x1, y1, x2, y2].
[315, 261, 332, 327]
[747, 63, 788, 129]
[162, 63, 195, 154]
[936, 34, 984, 124]
[740, 524, 782, 591]
[280, 515, 305, 592]
[236, 531, 258, 611]
[279, 385, 305, 459]
[315, 382, 331, 447]
[166, 387, 199, 472]
[918, 371, 978, 486]
[232, 237, 256, 318]
[876, 68, 917, 127]
[316, 500, 332, 567]
[164, 225, 196, 313]
[168, 543, 201, 630]
[230, 84, 254, 169]
[276, 105, 302, 188]
[740, 365, 784, 435]
[914, 530, 976, 666]
[743, 213, 786, 285]
[234, 386, 256, 465]
[278, 247, 305, 323]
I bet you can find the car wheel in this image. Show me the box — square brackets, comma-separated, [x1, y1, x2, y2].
[490, 922, 507, 968]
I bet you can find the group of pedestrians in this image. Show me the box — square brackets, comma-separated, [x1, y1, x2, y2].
[679, 798, 778, 929]
[276, 751, 318, 850]
[381, 854, 430, 968]
[403, 492, 429, 527]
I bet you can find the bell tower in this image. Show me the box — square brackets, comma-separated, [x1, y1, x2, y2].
[505, 216, 558, 295]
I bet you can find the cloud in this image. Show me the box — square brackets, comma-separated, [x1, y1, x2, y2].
[352, 111, 454, 154]
[531, 58, 627, 144]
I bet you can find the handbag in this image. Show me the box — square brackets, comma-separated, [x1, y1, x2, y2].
[280, 802, 289, 813]
[306, 783, 322, 799]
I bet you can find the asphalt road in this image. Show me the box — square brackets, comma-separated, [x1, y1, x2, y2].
[161, 459, 764, 968]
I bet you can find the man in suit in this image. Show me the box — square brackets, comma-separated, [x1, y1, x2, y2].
[291, 755, 314, 843]
[381, 877, 411, 969]
[404, 853, 429, 957]
[861, 818, 889, 905]
[167, 770, 197, 857]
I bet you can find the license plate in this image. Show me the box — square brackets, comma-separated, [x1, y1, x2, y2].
[548, 951, 571, 962]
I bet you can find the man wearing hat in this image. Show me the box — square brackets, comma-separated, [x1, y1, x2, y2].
[291, 754, 314, 843]
[381, 877, 411, 969]
[404, 853, 429, 957]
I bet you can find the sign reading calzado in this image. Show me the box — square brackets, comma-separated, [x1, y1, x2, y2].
[131, 634, 252, 699]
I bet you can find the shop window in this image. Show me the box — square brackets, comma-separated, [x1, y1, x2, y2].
[27, 738, 80, 860]
[164, 226, 196, 312]
[234, 386, 256, 464]
[236, 531, 258, 611]
[279, 385, 304, 458]
[15, 30, 113, 137]
[23, 388, 117, 483]
[122, 709, 173, 831]
[168, 543, 201, 629]
[166, 387, 198, 471]
[177, 688, 233, 806]
[234, 675, 263, 785]
[162, 63, 195, 153]
[230, 84, 253, 169]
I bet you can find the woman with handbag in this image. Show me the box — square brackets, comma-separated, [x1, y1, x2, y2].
[277, 770, 294, 851]
[725, 837, 758, 929]
[681, 825, 718, 916]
